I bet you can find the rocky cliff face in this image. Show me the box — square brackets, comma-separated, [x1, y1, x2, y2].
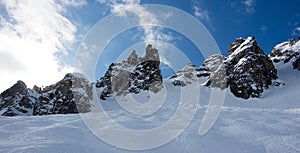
[96, 44, 163, 100]
[0, 81, 38, 116]
[33, 73, 92, 115]
[0, 73, 92, 116]
[170, 37, 278, 99]
[270, 38, 300, 70]
[225, 37, 278, 99]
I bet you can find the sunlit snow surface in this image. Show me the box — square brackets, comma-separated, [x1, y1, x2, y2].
[0, 63, 299, 153]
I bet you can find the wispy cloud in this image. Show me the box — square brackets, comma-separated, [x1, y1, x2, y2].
[97, 0, 175, 67]
[0, 0, 86, 92]
[98, 0, 173, 45]
[57, 0, 87, 7]
[292, 27, 300, 36]
[242, 0, 255, 14]
[260, 26, 267, 35]
[98, 0, 140, 13]
[289, 14, 300, 36]
[192, 0, 210, 23]
[230, 0, 256, 15]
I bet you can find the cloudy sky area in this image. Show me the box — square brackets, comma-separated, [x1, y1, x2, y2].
[0, 0, 299, 92]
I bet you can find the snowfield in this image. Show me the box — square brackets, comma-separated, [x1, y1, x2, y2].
[0, 63, 299, 153]
[0, 107, 299, 153]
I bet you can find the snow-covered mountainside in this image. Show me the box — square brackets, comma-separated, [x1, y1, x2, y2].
[96, 44, 163, 100]
[0, 73, 92, 116]
[0, 37, 299, 153]
[169, 63, 198, 86]
[170, 54, 225, 86]
[0, 37, 299, 117]
[270, 38, 300, 70]
[0, 63, 299, 152]
[171, 37, 279, 99]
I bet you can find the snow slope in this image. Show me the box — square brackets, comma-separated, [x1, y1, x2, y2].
[0, 62, 299, 153]
[0, 105, 299, 152]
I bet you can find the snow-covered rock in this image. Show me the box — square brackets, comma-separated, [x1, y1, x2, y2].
[169, 63, 198, 86]
[33, 73, 92, 115]
[169, 55, 225, 87]
[225, 37, 278, 99]
[171, 37, 278, 99]
[270, 37, 300, 70]
[0, 81, 38, 116]
[96, 44, 163, 100]
[0, 73, 92, 116]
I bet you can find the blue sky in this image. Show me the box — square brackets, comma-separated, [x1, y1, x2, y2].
[75, 0, 300, 54]
[0, 0, 299, 92]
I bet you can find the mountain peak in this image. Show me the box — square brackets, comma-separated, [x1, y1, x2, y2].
[127, 50, 138, 65]
[0, 72, 92, 116]
[171, 37, 278, 99]
[228, 36, 264, 56]
[1, 80, 27, 98]
[270, 37, 300, 70]
[226, 37, 278, 98]
[96, 45, 163, 99]
[142, 44, 160, 62]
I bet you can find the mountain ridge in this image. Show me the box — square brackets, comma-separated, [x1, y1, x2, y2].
[1, 36, 299, 116]
[0, 73, 92, 116]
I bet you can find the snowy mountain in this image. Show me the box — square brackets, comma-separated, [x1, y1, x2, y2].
[1, 37, 299, 117]
[169, 63, 199, 86]
[0, 80, 39, 116]
[270, 37, 300, 70]
[225, 37, 278, 99]
[0, 57, 299, 153]
[96, 44, 163, 99]
[0, 36, 299, 153]
[171, 37, 279, 99]
[0, 73, 92, 116]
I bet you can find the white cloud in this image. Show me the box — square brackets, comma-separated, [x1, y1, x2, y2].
[242, 0, 255, 14]
[97, 0, 175, 66]
[98, 0, 169, 45]
[192, 1, 210, 22]
[57, 0, 87, 7]
[260, 26, 267, 35]
[230, 0, 255, 15]
[288, 14, 300, 36]
[0, 0, 84, 92]
[292, 27, 300, 36]
[99, 0, 140, 13]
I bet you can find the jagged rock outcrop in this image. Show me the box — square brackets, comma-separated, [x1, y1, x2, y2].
[169, 63, 198, 86]
[33, 73, 92, 115]
[170, 55, 226, 87]
[224, 37, 278, 99]
[0, 81, 38, 116]
[170, 37, 278, 99]
[0, 73, 92, 116]
[197, 54, 227, 89]
[96, 63, 114, 100]
[270, 37, 300, 70]
[96, 44, 163, 100]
